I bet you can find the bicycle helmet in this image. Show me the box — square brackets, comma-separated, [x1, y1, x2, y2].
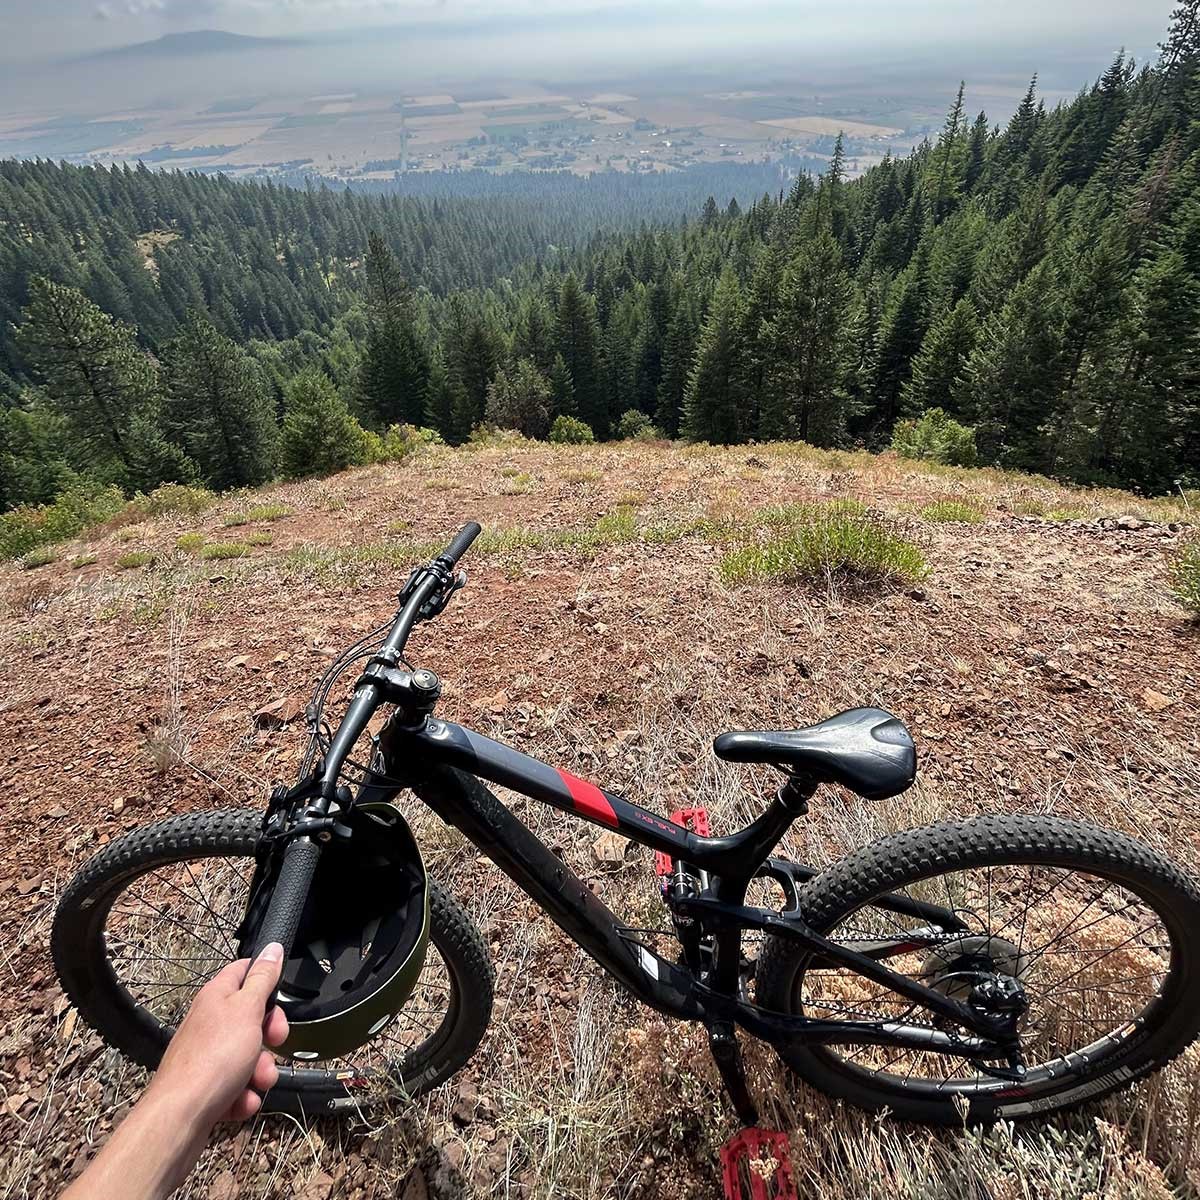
[246, 801, 430, 1062]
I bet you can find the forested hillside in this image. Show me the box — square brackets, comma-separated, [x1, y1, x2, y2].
[1, 4, 1198, 520]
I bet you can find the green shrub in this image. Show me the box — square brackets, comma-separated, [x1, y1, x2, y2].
[116, 550, 154, 569]
[919, 499, 985, 524]
[200, 541, 251, 560]
[221, 512, 249, 527]
[892, 408, 978, 467]
[549, 415, 596, 445]
[244, 530, 273, 546]
[0, 481, 126, 560]
[367, 423, 444, 463]
[720, 506, 928, 590]
[20, 546, 57, 570]
[128, 483, 215, 518]
[279, 371, 372, 479]
[175, 532, 206, 552]
[1168, 535, 1200, 616]
[615, 409, 663, 441]
[70, 553, 98, 569]
[246, 503, 291, 522]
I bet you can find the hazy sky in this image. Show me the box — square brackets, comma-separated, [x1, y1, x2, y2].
[2, 0, 1175, 62]
[0, 0, 1177, 112]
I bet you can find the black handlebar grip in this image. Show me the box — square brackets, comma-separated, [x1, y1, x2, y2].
[249, 837, 320, 964]
[437, 521, 482, 567]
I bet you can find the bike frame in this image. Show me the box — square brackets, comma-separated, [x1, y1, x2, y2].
[363, 713, 1015, 1063]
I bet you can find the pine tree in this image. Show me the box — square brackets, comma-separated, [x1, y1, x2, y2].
[656, 296, 699, 437]
[485, 358, 552, 438]
[958, 260, 1065, 469]
[927, 83, 969, 222]
[279, 370, 371, 478]
[900, 296, 980, 416]
[424, 347, 459, 441]
[549, 352, 576, 420]
[163, 310, 278, 489]
[555, 274, 605, 435]
[682, 270, 747, 444]
[758, 234, 854, 442]
[14, 277, 191, 491]
[359, 232, 431, 426]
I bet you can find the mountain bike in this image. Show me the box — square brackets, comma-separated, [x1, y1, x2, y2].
[53, 523, 1200, 1130]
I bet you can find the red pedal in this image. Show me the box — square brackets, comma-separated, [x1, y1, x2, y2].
[653, 806, 712, 879]
[720, 1128, 797, 1200]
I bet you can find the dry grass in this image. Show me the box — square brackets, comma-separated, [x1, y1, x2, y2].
[2, 439, 1197, 1200]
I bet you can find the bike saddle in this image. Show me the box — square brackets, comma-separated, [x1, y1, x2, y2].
[713, 707, 916, 800]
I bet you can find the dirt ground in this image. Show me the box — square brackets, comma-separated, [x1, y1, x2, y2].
[1, 439, 1197, 1199]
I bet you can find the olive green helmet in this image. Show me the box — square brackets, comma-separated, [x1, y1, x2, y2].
[269, 802, 429, 1062]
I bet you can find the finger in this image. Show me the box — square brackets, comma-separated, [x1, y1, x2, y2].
[251, 1050, 279, 1094]
[224, 1090, 263, 1123]
[263, 1004, 289, 1048]
[205, 958, 253, 997]
[240, 942, 284, 1005]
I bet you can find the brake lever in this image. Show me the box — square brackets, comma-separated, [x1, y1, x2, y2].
[417, 568, 467, 621]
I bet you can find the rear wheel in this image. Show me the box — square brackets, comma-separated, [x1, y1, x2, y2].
[52, 809, 493, 1116]
[756, 815, 1200, 1125]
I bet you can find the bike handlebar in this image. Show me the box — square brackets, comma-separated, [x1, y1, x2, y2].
[436, 521, 482, 569]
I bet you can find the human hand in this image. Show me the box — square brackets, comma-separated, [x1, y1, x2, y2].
[148, 942, 290, 1126]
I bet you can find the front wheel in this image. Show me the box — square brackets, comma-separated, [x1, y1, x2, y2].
[756, 814, 1200, 1126]
[52, 809, 494, 1116]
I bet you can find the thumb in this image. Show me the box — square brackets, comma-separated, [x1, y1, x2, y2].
[241, 942, 285, 1004]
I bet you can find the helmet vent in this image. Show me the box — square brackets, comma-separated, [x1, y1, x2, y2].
[319, 958, 333, 974]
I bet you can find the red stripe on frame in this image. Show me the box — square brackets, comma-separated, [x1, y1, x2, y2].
[556, 768, 619, 828]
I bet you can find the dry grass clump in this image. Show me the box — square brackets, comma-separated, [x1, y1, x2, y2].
[919, 499, 986, 524]
[1167, 535, 1200, 616]
[720, 503, 928, 591]
[199, 541, 252, 560]
[175, 532, 206, 553]
[115, 549, 154, 569]
[19, 546, 57, 570]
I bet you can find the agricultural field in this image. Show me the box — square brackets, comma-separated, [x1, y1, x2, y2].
[0, 75, 1048, 181]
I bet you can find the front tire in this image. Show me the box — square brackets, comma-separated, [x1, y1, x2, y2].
[756, 815, 1200, 1126]
[52, 809, 494, 1116]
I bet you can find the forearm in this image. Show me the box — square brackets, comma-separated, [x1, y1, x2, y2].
[62, 1087, 213, 1200]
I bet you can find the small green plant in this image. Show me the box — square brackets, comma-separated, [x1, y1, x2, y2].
[70, 552, 99, 569]
[919, 499, 986, 524]
[615, 409, 662, 441]
[367, 423, 444, 463]
[499, 471, 534, 495]
[200, 542, 251, 560]
[1168, 535, 1200, 616]
[221, 512, 249, 527]
[246, 503, 291, 522]
[175, 532, 206, 552]
[128, 483, 215, 518]
[549, 415, 596, 445]
[720, 506, 928, 590]
[892, 408, 978, 467]
[20, 546, 57, 570]
[0, 481, 126, 560]
[116, 550, 154, 569]
[244, 530, 274, 546]
[563, 468, 601, 484]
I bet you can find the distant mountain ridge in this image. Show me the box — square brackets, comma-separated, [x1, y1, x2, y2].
[76, 30, 295, 62]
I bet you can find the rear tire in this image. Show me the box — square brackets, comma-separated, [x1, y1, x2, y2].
[52, 809, 494, 1116]
[756, 815, 1200, 1126]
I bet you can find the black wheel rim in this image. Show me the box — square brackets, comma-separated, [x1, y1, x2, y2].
[789, 860, 1181, 1099]
[95, 848, 460, 1093]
